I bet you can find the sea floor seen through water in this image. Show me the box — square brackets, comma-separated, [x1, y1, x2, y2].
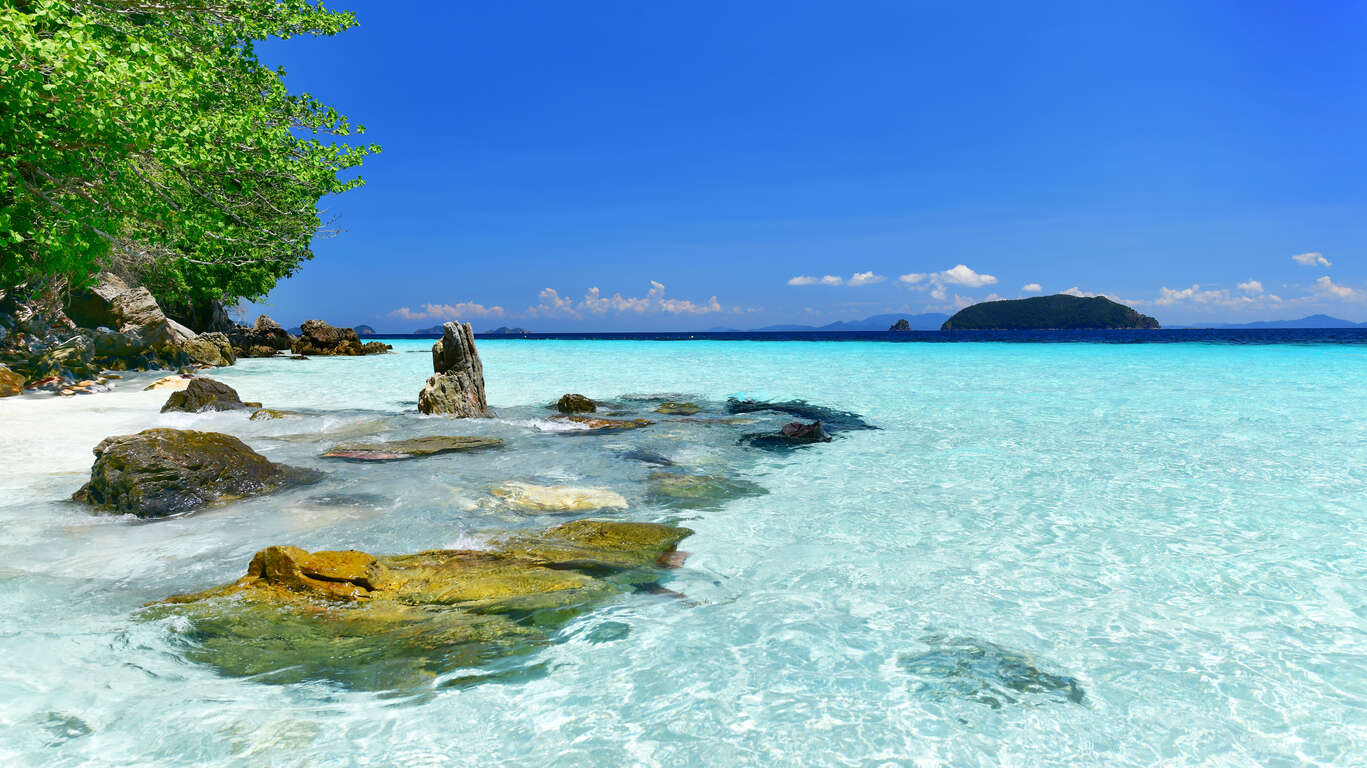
[2, 338, 1366, 766]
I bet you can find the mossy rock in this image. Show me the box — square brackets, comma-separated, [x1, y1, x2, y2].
[646, 472, 768, 509]
[145, 519, 692, 689]
[321, 435, 504, 461]
[160, 378, 247, 413]
[653, 401, 700, 415]
[555, 393, 596, 413]
[553, 415, 652, 432]
[249, 408, 303, 421]
[73, 429, 322, 518]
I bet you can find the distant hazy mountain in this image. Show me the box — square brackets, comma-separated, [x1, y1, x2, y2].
[708, 313, 949, 332]
[354, 325, 377, 336]
[1186, 314, 1365, 329]
[943, 295, 1159, 330]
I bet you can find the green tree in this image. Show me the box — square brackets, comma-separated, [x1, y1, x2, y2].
[0, 0, 377, 308]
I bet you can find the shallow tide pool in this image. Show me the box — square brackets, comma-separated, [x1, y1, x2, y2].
[2, 339, 1365, 766]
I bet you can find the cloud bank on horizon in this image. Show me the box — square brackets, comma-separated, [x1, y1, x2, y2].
[374, 252, 1363, 330]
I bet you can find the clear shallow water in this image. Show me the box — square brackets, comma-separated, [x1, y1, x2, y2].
[2, 339, 1366, 766]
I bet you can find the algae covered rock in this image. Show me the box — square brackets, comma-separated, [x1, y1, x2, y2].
[72, 428, 322, 518]
[322, 436, 504, 461]
[179, 332, 236, 367]
[145, 519, 692, 688]
[647, 472, 768, 509]
[160, 377, 247, 413]
[488, 482, 629, 512]
[653, 401, 700, 415]
[556, 393, 596, 413]
[898, 635, 1086, 709]
[553, 415, 652, 432]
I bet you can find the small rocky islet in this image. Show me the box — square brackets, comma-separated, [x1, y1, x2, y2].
[53, 320, 1082, 702]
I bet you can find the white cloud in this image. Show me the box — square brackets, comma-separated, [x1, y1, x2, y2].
[788, 272, 884, 287]
[1292, 252, 1332, 267]
[528, 281, 727, 317]
[1061, 286, 1093, 298]
[846, 271, 887, 287]
[1021, 283, 1042, 293]
[1314, 275, 1359, 300]
[899, 264, 998, 303]
[390, 301, 505, 321]
[1237, 279, 1264, 294]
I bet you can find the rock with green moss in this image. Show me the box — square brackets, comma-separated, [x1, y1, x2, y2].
[73, 428, 322, 518]
[322, 436, 504, 461]
[647, 472, 768, 509]
[144, 519, 692, 688]
[555, 393, 596, 413]
[653, 401, 700, 415]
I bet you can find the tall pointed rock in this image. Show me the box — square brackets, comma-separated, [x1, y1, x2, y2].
[417, 322, 490, 417]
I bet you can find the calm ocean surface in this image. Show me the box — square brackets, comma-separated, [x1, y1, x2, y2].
[2, 336, 1365, 766]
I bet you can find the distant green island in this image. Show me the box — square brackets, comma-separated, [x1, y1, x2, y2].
[942, 295, 1160, 330]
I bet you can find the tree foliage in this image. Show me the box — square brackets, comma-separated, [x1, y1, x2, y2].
[0, 0, 377, 306]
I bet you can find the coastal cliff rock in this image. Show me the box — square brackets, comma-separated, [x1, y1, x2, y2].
[0, 364, 22, 397]
[73, 428, 322, 517]
[556, 393, 596, 413]
[144, 519, 691, 687]
[941, 295, 1160, 331]
[160, 378, 248, 413]
[417, 322, 489, 417]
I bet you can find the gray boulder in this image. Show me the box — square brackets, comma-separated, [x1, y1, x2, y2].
[417, 322, 489, 417]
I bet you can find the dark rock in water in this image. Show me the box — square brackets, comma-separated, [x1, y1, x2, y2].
[726, 398, 876, 432]
[898, 636, 1086, 709]
[647, 472, 768, 509]
[889, 318, 911, 332]
[618, 448, 675, 466]
[740, 420, 833, 451]
[556, 393, 596, 413]
[72, 428, 322, 518]
[291, 319, 383, 356]
[653, 401, 700, 415]
[144, 519, 692, 689]
[160, 377, 247, 413]
[229, 315, 293, 355]
[418, 322, 490, 417]
[322, 436, 504, 461]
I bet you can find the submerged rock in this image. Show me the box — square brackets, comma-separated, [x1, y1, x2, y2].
[160, 377, 247, 413]
[555, 393, 596, 413]
[417, 322, 490, 417]
[741, 420, 832, 451]
[726, 398, 876, 432]
[488, 482, 629, 512]
[322, 436, 504, 461]
[72, 428, 322, 518]
[144, 519, 692, 688]
[653, 401, 700, 415]
[647, 472, 768, 509]
[249, 408, 303, 421]
[618, 448, 675, 467]
[552, 415, 652, 432]
[898, 636, 1086, 709]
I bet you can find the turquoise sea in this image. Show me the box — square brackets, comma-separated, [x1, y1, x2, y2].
[2, 338, 1366, 766]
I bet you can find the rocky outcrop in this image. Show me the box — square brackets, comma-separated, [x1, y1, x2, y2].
[889, 318, 911, 331]
[322, 436, 504, 461]
[417, 322, 489, 417]
[942, 295, 1160, 331]
[229, 315, 294, 356]
[73, 428, 322, 517]
[178, 332, 235, 367]
[160, 378, 248, 413]
[289, 319, 389, 356]
[555, 393, 596, 413]
[144, 519, 691, 688]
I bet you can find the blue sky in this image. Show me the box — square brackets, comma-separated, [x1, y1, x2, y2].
[244, 1, 1367, 330]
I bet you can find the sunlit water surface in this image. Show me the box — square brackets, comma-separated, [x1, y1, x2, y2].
[2, 339, 1366, 766]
